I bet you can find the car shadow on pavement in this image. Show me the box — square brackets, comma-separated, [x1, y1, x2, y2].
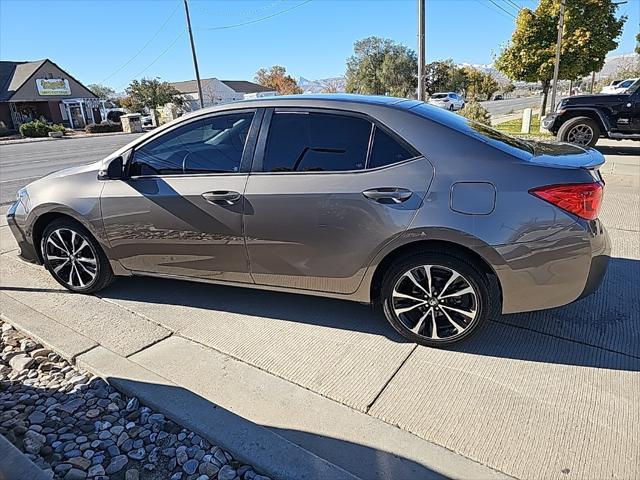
[595, 144, 640, 156]
[454, 257, 640, 371]
[96, 257, 640, 371]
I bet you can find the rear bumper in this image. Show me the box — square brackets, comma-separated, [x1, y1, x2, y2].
[577, 219, 610, 299]
[494, 218, 610, 314]
[542, 113, 560, 132]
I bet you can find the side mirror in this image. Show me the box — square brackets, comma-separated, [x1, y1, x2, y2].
[98, 156, 124, 180]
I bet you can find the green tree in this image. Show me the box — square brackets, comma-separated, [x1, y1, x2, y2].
[88, 83, 116, 100]
[255, 66, 302, 95]
[461, 67, 499, 100]
[424, 59, 466, 95]
[496, 0, 626, 115]
[123, 78, 183, 112]
[345, 37, 417, 97]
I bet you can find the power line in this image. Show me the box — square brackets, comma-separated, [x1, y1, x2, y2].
[503, 0, 523, 14]
[473, 0, 514, 20]
[193, 0, 284, 18]
[198, 0, 312, 31]
[115, 32, 186, 91]
[487, 0, 518, 19]
[99, 1, 181, 84]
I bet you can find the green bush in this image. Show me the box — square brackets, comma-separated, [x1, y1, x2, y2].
[85, 122, 123, 134]
[18, 120, 66, 138]
[457, 101, 491, 126]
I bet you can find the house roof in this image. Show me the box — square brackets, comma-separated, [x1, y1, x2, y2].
[0, 59, 97, 102]
[168, 77, 274, 95]
[0, 60, 47, 101]
[169, 78, 217, 94]
[220, 80, 273, 94]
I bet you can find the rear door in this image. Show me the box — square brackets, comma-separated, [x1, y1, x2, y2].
[101, 109, 261, 283]
[243, 108, 434, 294]
[610, 88, 640, 133]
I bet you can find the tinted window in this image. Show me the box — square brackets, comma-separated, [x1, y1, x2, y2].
[130, 112, 254, 176]
[368, 127, 417, 169]
[262, 112, 371, 172]
[432, 94, 446, 99]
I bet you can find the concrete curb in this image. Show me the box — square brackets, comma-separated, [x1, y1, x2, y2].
[0, 434, 50, 480]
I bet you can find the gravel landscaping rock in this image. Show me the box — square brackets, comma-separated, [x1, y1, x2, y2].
[0, 320, 271, 480]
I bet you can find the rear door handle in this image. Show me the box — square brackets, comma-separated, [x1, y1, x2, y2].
[362, 188, 413, 204]
[202, 191, 241, 205]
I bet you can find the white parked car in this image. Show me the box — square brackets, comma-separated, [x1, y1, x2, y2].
[601, 78, 639, 94]
[428, 92, 465, 111]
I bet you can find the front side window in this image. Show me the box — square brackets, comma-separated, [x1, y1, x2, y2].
[130, 111, 254, 176]
[262, 112, 372, 172]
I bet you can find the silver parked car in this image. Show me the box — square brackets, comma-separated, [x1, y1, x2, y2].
[7, 95, 610, 347]
[427, 92, 465, 111]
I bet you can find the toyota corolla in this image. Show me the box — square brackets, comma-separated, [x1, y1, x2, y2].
[7, 95, 610, 347]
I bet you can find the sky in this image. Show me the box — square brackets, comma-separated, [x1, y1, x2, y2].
[0, 0, 638, 91]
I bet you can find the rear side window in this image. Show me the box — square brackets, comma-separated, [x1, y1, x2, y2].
[262, 112, 371, 172]
[368, 127, 417, 169]
[130, 112, 254, 176]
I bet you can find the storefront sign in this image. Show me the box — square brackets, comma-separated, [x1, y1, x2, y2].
[35, 78, 71, 96]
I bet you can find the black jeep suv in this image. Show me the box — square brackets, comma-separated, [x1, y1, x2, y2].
[542, 81, 639, 147]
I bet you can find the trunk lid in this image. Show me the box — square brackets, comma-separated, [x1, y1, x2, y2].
[526, 141, 605, 170]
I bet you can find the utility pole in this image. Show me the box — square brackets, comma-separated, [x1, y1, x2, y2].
[549, 0, 566, 113]
[417, 0, 425, 101]
[184, 0, 204, 109]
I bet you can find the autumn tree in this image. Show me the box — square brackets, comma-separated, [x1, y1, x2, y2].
[424, 59, 465, 95]
[345, 37, 417, 97]
[255, 66, 302, 95]
[123, 78, 183, 112]
[496, 0, 626, 115]
[461, 66, 499, 100]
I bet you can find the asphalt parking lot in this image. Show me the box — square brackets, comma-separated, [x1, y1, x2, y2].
[0, 138, 638, 479]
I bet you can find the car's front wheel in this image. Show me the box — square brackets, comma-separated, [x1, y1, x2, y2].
[381, 252, 497, 347]
[557, 116, 600, 147]
[41, 218, 114, 293]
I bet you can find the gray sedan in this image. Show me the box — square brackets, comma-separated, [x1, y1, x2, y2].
[6, 94, 610, 347]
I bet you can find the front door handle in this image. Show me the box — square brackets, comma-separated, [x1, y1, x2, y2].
[202, 191, 241, 205]
[362, 188, 413, 204]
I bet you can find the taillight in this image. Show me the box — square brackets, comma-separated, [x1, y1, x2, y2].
[529, 182, 603, 220]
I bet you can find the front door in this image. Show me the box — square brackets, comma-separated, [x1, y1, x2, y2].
[611, 88, 640, 133]
[69, 104, 85, 128]
[101, 109, 260, 283]
[243, 109, 434, 294]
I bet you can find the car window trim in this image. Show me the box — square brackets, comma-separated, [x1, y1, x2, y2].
[126, 108, 262, 179]
[252, 107, 421, 174]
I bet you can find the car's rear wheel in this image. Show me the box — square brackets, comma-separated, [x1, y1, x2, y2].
[558, 116, 600, 147]
[448, 104, 454, 111]
[41, 218, 114, 293]
[381, 252, 496, 347]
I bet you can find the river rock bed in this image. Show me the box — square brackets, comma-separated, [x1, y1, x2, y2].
[0, 320, 271, 480]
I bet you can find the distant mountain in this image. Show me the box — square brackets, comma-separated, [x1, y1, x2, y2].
[297, 53, 639, 94]
[298, 76, 346, 94]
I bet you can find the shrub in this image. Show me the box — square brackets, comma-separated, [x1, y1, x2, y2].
[85, 122, 123, 134]
[457, 101, 491, 126]
[19, 120, 53, 138]
[50, 124, 67, 133]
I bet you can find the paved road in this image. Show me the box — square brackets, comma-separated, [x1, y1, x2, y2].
[480, 95, 541, 116]
[0, 134, 143, 205]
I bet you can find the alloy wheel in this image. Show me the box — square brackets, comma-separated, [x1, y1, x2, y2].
[43, 228, 98, 289]
[391, 265, 478, 340]
[566, 124, 594, 146]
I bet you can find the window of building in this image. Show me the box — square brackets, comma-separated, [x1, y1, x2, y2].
[129, 112, 254, 176]
[262, 112, 372, 172]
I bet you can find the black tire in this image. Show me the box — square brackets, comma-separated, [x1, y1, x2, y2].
[448, 104, 454, 111]
[40, 218, 115, 293]
[557, 116, 600, 147]
[380, 251, 499, 347]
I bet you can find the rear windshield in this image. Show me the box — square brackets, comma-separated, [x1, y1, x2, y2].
[410, 103, 534, 155]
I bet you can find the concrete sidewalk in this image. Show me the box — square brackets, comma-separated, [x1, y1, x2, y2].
[1, 141, 638, 479]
